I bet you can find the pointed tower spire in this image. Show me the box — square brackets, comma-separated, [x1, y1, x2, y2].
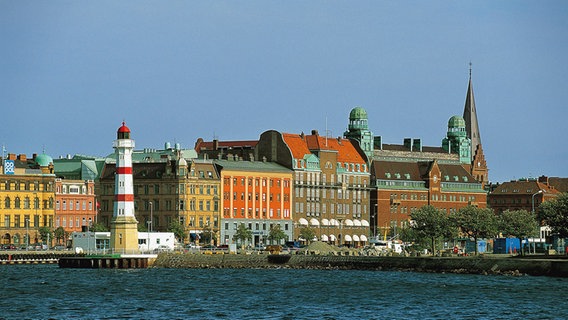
[463, 63, 481, 155]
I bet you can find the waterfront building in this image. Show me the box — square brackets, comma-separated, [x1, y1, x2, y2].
[109, 122, 139, 254]
[256, 129, 371, 247]
[0, 153, 56, 246]
[216, 158, 293, 246]
[344, 73, 488, 239]
[54, 178, 97, 235]
[488, 177, 559, 214]
[194, 138, 257, 161]
[97, 142, 199, 242]
[186, 159, 221, 246]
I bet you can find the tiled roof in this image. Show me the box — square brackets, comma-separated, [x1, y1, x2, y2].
[305, 134, 365, 164]
[492, 180, 560, 195]
[281, 133, 312, 159]
[372, 160, 477, 183]
[549, 177, 568, 193]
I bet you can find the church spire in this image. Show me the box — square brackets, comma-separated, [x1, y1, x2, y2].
[463, 63, 481, 155]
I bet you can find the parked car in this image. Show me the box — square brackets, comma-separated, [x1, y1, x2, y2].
[153, 245, 172, 253]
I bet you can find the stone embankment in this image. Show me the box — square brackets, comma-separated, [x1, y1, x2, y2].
[154, 242, 568, 277]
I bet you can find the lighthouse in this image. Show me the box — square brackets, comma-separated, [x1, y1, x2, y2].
[110, 121, 139, 254]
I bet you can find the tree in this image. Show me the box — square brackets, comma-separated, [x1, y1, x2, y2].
[539, 193, 568, 238]
[201, 225, 217, 245]
[298, 227, 316, 245]
[267, 224, 287, 245]
[233, 223, 252, 248]
[90, 222, 108, 232]
[410, 205, 454, 255]
[451, 206, 498, 255]
[499, 209, 538, 256]
[38, 226, 53, 245]
[168, 220, 187, 243]
[54, 226, 66, 245]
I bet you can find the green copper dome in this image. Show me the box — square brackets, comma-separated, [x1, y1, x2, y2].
[349, 107, 368, 120]
[35, 153, 53, 166]
[448, 115, 466, 128]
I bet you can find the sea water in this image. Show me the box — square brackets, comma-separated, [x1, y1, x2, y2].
[1, 264, 567, 319]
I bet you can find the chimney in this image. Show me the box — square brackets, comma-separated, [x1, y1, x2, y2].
[311, 129, 318, 135]
[403, 138, 412, 151]
[213, 139, 219, 150]
[413, 139, 422, 152]
[18, 154, 27, 161]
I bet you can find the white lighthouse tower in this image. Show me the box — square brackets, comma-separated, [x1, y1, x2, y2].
[110, 121, 139, 254]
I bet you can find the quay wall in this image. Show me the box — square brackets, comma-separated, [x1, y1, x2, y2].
[154, 253, 568, 277]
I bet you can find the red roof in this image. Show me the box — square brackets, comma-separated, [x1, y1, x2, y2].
[282, 132, 365, 165]
[118, 121, 131, 133]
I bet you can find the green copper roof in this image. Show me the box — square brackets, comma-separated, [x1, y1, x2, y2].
[448, 115, 466, 128]
[349, 107, 368, 120]
[35, 153, 53, 166]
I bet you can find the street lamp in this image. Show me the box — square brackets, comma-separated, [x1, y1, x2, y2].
[373, 204, 378, 240]
[531, 190, 544, 254]
[149, 201, 153, 232]
[25, 218, 29, 251]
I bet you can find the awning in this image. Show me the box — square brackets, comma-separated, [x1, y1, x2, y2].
[321, 218, 330, 226]
[329, 234, 337, 241]
[310, 218, 320, 226]
[298, 218, 308, 226]
[360, 235, 368, 242]
[361, 219, 370, 227]
[321, 234, 329, 241]
[344, 219, 354, 226]
[329, 219, 339, 226]
[353, 235, 360, 242]
[344, 235, 353, 242]
[353, 219, 362, 227]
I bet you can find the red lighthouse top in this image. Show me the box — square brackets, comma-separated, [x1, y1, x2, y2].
[117, 121, 131, 139]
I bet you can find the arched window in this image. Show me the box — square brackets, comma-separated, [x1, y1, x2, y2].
[14, 197, 21, 209]
[4, 197, 11, 209]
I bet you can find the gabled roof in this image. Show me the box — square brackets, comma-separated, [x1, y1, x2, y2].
[305, 134, 365, 165]
[491, 180, 560, 196]
[281, 133, 312, 160]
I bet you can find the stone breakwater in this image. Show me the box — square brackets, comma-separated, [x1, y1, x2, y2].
[153, 253, 568, 277]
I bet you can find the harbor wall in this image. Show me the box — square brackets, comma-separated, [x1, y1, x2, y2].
[153, 253, 568, 277]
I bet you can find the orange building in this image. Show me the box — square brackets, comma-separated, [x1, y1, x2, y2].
[216, 158, 293, 246]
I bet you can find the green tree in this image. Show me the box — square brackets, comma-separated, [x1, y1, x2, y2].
[499, 209, 538, 256]
[451, 206, 498, 255]
[54, 226, 66, 245]
[90, 222, 108, 232]
[201, 225, 217, 245]
[233, 223, 252, 248]
[267, 224, 287, 245]
[168, 220, 187, 243]
[538, 193, 568, 238]
[410, 205, 454, 255]
[38, 226, 53, 245]
[299, 226, 316, 245]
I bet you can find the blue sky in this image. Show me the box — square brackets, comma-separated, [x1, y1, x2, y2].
[1, 1, 567, 183]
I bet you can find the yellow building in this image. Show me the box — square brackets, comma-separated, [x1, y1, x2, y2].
[0, 153, 56, 247]
[184, 159, 221, 246]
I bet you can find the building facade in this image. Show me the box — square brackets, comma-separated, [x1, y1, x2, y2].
[185, 159, 221, 245]
[54, 178, 97, 234]
[216, 158, 293, 247]
[256, 129, 371, 247]
[0, 153, 56, 247]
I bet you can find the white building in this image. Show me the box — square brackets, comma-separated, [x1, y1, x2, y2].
[72, 231, 175, 254]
